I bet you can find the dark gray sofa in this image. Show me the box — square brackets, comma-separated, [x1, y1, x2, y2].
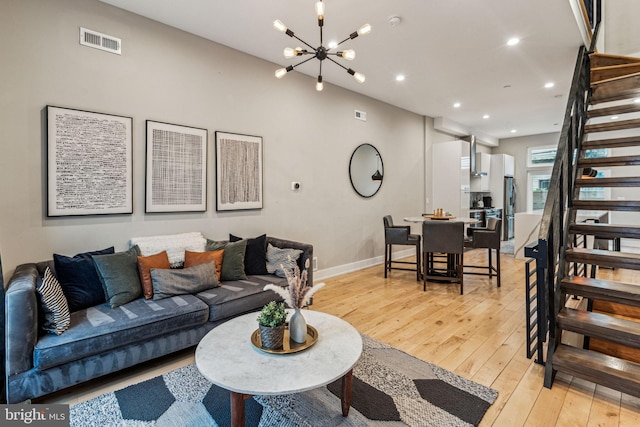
[4, 236, 312, 403]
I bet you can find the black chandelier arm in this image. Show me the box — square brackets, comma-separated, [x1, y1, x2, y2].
[289, 55, 317, 70]
[330, 33, 359, 51]
[325, 56, 349, 71]
[288, 32, 316, 51]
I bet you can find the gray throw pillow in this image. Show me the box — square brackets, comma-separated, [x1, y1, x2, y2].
[205, 239, 247, 281]
[150, 261, 219, 300]
[266, 243, 303, 278]
[93, 246, 142, 308]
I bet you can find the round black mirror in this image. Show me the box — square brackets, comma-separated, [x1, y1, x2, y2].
[349, 143, 383, 198]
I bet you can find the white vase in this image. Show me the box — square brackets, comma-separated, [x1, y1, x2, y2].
[289, 309, 307, 344]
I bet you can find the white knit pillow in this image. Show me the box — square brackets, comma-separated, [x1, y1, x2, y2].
[266, 243, 303, 278]
[37, 267, 71, 335]
[130, 232, 206, 267]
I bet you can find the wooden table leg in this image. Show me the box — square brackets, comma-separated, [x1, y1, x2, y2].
[341, 369, 353, 417]
[230, 392, 247, 427]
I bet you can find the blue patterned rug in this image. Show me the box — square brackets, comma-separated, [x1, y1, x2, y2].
[70, 335, 498, 426]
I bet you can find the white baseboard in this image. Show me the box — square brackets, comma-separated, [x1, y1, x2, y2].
[313, 248, 415, 282]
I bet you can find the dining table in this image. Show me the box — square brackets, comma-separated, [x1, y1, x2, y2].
[403, 215, 479, 282]
[403, 216, 480, 224]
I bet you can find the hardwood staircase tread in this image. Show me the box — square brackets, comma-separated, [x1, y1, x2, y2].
[561, 276, 640, 307]
[572, 200, 640, 211]
[591, 62, 640, 84]
[553, 344, 640, 397]
[569, 223, 640, 239]
[559, 307, 640, 349]
[584, 118, 640, 133]
[578, 155, 640, 167]
[575, 177, 640, 187]
[587, 103, 640, 119]
[566, 248, 640, 270]
[582, 136, 640, 149]
[590, 53, 640, 68]
[590, 73, 640, 104]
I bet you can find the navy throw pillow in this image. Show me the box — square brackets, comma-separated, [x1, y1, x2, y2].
[229, 234, 268, 275]
[53, 246, 114, 312]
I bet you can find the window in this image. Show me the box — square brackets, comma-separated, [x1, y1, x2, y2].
[527, 145, 557, 167]
[528, 170, 552, 211]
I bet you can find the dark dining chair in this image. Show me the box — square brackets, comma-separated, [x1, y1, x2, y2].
[383, 215, 421, 281]
[422, 221, 464, 294]
[464, 217, 502, 288]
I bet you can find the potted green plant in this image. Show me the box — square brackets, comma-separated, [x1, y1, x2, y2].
[257, 301, 287, 349]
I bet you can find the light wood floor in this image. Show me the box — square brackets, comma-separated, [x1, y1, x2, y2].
[39, 247, 640, 426]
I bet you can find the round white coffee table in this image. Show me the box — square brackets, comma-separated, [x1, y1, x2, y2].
[195, 309, 362, 427]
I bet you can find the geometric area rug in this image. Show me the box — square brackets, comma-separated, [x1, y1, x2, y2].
[70, 335, 498, 426]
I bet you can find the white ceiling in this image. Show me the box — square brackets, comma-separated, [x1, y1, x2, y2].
[98, 0, 635, 140]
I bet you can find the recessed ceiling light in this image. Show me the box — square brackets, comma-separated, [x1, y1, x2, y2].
[544, 82, 555, 89]
[395, 74, 405, 82]
[635, 98, 640, 104]
[328, 41, 338, 49]
[510, 129, 517, 133]
[483, 114, 490, 119]
[507, 37, 520, 46]
[453, 102, 461, 108]
[611, 115, 619, 120]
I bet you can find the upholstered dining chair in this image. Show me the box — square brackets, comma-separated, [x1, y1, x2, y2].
[464, 217, 502, 288]
[383, 215, 421, 281]
[422, 221, 464, 294]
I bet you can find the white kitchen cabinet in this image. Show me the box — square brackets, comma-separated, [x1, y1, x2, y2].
[433, 140, 470, 218]
[470, 152, 491, 192]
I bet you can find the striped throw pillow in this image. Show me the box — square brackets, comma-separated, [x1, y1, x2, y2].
[37, 267, 71, 335]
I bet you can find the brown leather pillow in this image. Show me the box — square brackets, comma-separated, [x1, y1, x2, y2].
[137, 251, 171, 299]
[184, 250, 224, 281]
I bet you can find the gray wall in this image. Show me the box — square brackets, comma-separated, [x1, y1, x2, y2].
[0, 0, 430, 281]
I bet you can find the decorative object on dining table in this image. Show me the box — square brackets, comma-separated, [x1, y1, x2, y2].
[264, 258, 325, 343]
[423, 209, 456, 220]
[256, 301, 287, 350]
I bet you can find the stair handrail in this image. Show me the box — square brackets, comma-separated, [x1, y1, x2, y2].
[524, 6, 602, 363]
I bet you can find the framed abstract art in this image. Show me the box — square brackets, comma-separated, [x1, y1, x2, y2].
[145, 120, 208, 213]
[215, 131, 263, 211]
[46, 105, 133, 216]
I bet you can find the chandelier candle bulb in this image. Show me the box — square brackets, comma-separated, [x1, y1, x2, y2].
[316, 76, 323, 91]
[340, 50, 356, 60]
[315, 1, 325, 21]
[273, 20, 287, 33]
[283, 47, 297, 58]
[358, 24, 372, 36]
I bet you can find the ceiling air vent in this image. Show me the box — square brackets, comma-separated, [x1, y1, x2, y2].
[79, 27, 121, 55]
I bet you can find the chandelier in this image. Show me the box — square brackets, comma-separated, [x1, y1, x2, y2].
[273, 1, 371, 91]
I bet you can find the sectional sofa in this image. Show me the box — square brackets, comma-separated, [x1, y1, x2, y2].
[3, 234, 312, 403]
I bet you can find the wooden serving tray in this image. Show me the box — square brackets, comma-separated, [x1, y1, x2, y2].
[423, 214, 456, 220]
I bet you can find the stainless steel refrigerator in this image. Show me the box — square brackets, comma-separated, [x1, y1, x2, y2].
[503, 177, 516, 240]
